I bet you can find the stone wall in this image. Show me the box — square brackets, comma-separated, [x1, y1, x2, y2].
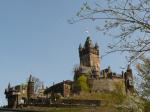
[22, 99, 101, 107]
[62, 99, 101, 106]
[88, 78, 125, 93]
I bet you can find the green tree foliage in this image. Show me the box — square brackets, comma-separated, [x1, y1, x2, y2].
[75, 74, 89, 92]
[143, 98, 150, 112]
[32, 76, 43, 93]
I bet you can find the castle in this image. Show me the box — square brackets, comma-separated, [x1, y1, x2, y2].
[4, 37, 134, 108]
[74, 37, 134, 93]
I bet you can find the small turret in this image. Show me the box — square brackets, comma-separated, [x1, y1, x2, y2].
[124, 65, 134, 94]
[8, 82, 11, 89]
[126, 65, 133, 79]
[108, 66, 112, 73]
[79, 43, 82, 51]
[27, 74, 34, 99]
[95, 42, 99, 49]
[29, 74, 32, 82]
[5, 82, 19, 108]
[42, 83, 44, 89]
[127, 65, 132, 75]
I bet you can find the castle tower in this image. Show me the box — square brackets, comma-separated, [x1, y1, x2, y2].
[27, 75, 34, 99]
[124, 65, 134, 93]
[79, 37, 100, 78]
[5, 83, 18, 108]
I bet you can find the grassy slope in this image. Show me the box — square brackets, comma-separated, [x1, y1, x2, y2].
[18, 106, 116, 112]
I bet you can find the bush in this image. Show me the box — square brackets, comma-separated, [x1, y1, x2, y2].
[75, 74, 89, 92]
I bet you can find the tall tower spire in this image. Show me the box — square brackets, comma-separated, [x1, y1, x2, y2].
[27, 74, 34, 99]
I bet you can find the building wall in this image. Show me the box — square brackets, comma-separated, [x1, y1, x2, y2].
[44, 81, 72, 98]
[63, 83, 71, 97]
[88, 78, 125, 94]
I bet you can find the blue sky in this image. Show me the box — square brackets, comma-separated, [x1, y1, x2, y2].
[0, 0, 128, 105]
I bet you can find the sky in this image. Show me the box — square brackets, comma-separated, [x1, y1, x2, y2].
[0, 0, 128, 105]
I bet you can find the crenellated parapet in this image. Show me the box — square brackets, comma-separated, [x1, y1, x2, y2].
[79, 37, 99, 57]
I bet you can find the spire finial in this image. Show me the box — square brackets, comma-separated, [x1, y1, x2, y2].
[95, 42, 99, 49]
[85, 29, 90, 36]
[42, 82, 44, 89]
[29, 74, 32, 82]
[8, 82, 11, 89]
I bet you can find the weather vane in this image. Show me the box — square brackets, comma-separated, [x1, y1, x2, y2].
[85, 28, 90, 36]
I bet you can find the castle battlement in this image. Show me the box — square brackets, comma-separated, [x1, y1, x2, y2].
[79, 37, 99, 56]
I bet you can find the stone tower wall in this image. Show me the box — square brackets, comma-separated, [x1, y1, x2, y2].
[89, 53, 100, 71]
[79, 37, 100, 72]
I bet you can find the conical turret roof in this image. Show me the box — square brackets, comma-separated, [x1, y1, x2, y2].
[84, 36, 94, 48]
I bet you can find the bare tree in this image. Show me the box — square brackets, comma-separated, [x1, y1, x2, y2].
[69, 0, 150, 63]
[27, 76, 43, 94]
[69, 1, 150, 110]
[32, 76, 43, 93]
